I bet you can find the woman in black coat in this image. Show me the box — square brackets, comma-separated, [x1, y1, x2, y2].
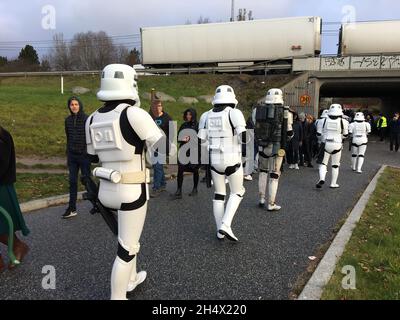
[0, 125, 30, 270]
[287, 113, 303, 169]
[172, 109, 200, 199]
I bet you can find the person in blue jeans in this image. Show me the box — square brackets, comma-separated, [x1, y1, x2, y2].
[63, 96, 91, 218]
[149, 94, 173, 198]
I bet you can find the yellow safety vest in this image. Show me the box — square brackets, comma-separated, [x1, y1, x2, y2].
[379, 116, 388, 128]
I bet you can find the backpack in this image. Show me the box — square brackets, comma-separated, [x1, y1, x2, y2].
[254, 104, 283, 146]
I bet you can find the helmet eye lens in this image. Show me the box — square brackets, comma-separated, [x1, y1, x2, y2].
[114, 71, 124, 79]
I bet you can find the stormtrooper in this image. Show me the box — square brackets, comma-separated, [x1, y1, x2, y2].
[316, 104, 349, 189]
[86, 64, 163, 300]
[252, 88, 293, 211]
[198, 85, 247, 242]
[349, 112, 371, 173]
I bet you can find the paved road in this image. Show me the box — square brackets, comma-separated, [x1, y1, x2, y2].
[0, 140, 398, 300]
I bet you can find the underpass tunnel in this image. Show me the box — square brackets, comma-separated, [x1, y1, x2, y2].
[319, 79, 400, 118]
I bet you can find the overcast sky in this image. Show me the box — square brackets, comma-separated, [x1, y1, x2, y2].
[1, 0, 400, 59]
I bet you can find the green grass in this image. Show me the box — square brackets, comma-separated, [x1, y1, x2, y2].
[0, 73, 292, 157]
[322, 167, 400, 300]
[16, 163, 68, 170]
[15, 173, 84, 203]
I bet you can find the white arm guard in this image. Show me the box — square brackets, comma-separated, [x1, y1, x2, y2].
[342, 119, 350, 137]
[366, 122, 372, 134]
[197, 111, 209, 141]
[230, 108, 247, 136]
[348, 123, 354, 135]
[85, 114, 96, 155]
[127, 107, 163, 149]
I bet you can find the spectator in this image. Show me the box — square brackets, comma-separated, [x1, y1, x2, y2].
[287, 112, 303, 170]
[377, 113, 388, 141]
[0, 125, 30, 270]
[149, 94, 173, 198]
[172, 109, 200, 199]
[300, 113, 314, 168]
[63, 96, 91, 219]
[389, 112, 400, 152]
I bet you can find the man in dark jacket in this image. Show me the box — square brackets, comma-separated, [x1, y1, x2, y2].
[149, 94, 174, 198]
[63, 96, 91, 218]
[389, 112, 400, 152]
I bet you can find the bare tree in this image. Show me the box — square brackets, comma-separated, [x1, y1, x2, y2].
[197, 16, 211, 24]
[49, 33, 72, 70]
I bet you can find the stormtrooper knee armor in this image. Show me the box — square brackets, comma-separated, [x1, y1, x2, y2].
[86, 64, 163, 300]
[198, 85, 246, 242]
[316, 104, 349, 189]
[349, 112, 371, 174]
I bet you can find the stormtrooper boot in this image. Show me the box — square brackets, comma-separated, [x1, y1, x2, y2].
[219, 194, 242, 242]
[213, 200, 225, 240]
[127, 256, 147, 292]
[317, 164, 327, 188]
[268, 178, 281, 211]
[330, 167, 340, 188]
[357, 156, 364, 174]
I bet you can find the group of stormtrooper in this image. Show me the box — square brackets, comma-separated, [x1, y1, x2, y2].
[315, 105, 371, 189]
[85, 64, 371, 299]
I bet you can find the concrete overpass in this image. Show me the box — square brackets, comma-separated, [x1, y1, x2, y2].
[282, 55, 400, 117]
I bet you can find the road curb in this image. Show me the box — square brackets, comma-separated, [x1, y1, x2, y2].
[20, 192, 85, 213]
[298, 165, 387, 300]
[20, 174, 176, 213]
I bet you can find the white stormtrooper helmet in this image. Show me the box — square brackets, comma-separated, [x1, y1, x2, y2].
[354, 112, 365, 121]
[328, 104, 343, 117]
[265, 88, 284, 105]
[97, 64, 140, 106]
[212, 85, 238, 106]
[320, 109, 329, 119]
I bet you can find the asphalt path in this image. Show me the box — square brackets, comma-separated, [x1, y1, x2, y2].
[0, 139, 398, 300]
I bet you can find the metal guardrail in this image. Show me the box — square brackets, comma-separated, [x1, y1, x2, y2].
[0, 63, 292, 77]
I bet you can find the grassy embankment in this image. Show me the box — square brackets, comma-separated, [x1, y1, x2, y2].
[322, 167, 400, 300]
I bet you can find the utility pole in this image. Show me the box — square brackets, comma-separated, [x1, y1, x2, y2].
[230, 0, 235, 22]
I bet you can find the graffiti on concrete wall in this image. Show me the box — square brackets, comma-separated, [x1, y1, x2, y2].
[321, 55, 400, 71]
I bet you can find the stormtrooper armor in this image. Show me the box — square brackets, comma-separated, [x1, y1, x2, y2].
[316, 104, 349, 189]
[349, 112, 371, 173]
[252, 88, 293, 211]
[315, 110, 329, 145]
[198, 85, 246, 242]
[86, 64, 163, 300]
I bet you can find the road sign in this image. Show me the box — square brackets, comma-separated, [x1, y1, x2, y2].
[300, 94, 311, 105]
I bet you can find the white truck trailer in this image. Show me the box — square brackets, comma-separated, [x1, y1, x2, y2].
[339, 20, 400, 55]
[141, 16, 322, 67]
